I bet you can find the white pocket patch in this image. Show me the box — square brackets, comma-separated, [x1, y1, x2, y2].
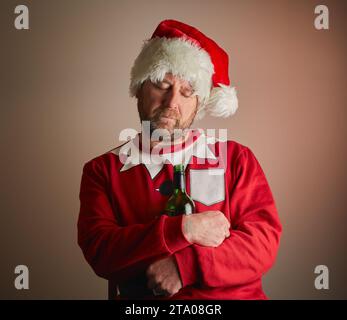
[190, 169, 225, 206]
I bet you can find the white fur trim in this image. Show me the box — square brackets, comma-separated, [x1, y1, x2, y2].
[130, 37, 214, 103]
[202, 84, 238, 118]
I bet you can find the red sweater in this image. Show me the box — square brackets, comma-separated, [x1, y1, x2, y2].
[77, 133, 282, 300]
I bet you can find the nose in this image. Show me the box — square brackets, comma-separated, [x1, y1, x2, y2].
[164, 87, 180, 111]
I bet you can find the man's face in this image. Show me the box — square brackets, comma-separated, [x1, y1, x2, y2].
[137, 73, 198, 138]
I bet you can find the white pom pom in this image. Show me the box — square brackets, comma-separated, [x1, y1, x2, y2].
[204, 84, 238, 118]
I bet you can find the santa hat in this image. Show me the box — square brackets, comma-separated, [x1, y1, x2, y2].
[129, 19, 238, 119]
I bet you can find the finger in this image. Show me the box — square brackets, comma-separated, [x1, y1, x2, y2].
[168, 282, 182, 297]
[146, 265, 154, 278]
[158, 276, 180, 296]
[223, 218, 230, 228]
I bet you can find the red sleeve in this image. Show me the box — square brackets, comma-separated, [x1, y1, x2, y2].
[174, 147, 282, 288]
[77, 159, 191, 282]
[174, 246, 199, 287]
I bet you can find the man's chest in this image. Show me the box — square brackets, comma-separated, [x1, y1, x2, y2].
[109, 163, 231, 225]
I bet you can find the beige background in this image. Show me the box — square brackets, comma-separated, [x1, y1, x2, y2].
[1, 0, 346, 299]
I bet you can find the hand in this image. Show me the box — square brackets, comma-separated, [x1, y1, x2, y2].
[146, 256, 182, 297]
[182, 211, 230, 247]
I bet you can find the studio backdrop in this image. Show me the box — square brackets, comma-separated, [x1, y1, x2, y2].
[1, 0, 346, 299]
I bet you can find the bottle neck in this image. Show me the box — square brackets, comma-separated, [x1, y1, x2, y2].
[173, 170, 186, 192]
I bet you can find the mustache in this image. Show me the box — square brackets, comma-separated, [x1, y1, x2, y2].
[153, 108, 180, 121]
[149, 108, 180, 135]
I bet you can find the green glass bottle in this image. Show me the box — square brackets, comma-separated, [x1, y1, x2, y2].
[164, 164, 195, 216]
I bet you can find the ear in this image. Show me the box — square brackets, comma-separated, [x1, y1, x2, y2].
[135, 82, 146, 99]
[135, 87, 141, 99]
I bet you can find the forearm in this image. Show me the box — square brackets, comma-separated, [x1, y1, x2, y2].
[78, 160, 191, 282]
[175, 216, 281, 288]
[78, 212, 191, 281]
[196, 217, 281, 288]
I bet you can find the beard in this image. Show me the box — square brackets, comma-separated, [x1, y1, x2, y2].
[137, 102, 198, 141]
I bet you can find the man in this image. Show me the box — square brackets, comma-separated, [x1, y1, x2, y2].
[77, 20, 282, 300]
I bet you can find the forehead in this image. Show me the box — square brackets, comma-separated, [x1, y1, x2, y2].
[162, 73, 192, 88]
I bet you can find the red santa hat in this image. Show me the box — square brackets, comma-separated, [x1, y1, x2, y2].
[130, 19, 238, 120]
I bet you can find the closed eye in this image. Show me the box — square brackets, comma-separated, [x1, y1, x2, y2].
[152, 80, 195, 97]
[181, 88, 195, 98]
[153, 81, 171, 90]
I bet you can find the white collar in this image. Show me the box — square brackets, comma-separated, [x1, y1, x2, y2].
[112, 131, 219, 179]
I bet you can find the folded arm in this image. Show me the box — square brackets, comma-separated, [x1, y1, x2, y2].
[174, 147, 282, 288]
[77, 160, 191, 282]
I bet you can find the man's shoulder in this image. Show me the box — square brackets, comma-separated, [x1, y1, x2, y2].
[206, 135, 250, 157]
[81, 142, 128, 173]
[226, 140, 260, 163]
[226, 139, 249, 153]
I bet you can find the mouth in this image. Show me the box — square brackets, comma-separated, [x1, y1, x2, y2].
[161, 116, 175, 120]
[159, 116, 177, 124]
